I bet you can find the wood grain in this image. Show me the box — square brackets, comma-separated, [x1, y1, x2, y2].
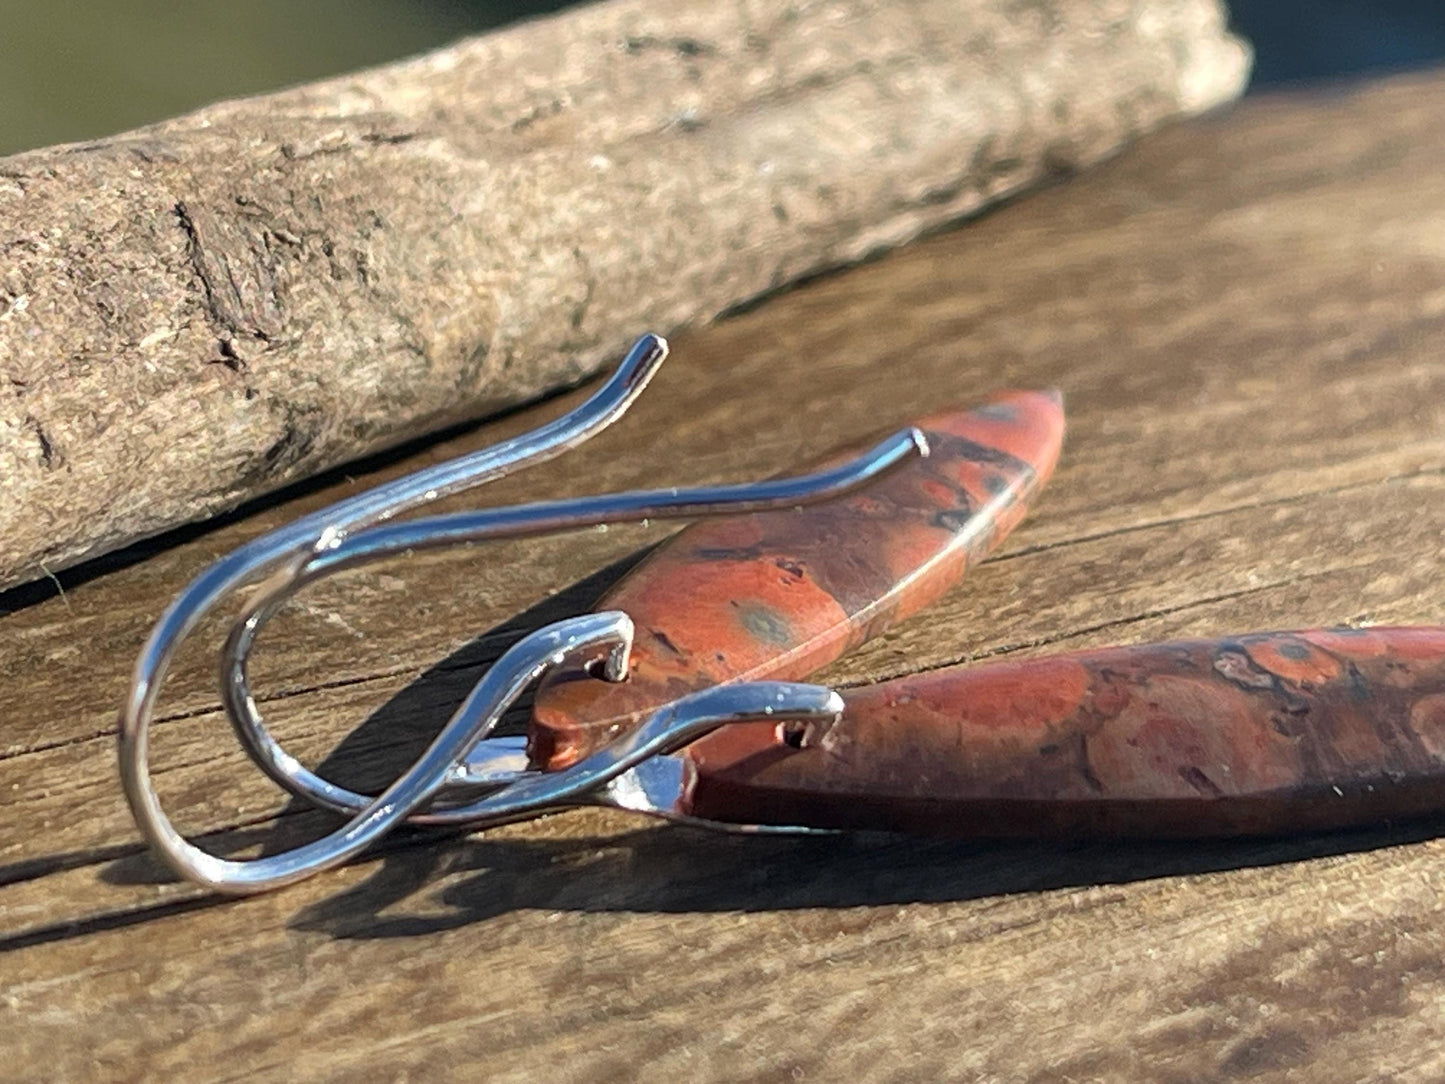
[4, 68, 1445, 1080]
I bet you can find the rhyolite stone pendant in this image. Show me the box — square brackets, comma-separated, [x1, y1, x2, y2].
[529, 389, 1066, 769]
[682, 627, 1445, 837]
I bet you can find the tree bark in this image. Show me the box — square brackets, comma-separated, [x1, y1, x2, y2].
[0, 0, 1248, 591]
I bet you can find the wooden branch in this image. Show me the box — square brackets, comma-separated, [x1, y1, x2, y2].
[0, 0, 1247, 591]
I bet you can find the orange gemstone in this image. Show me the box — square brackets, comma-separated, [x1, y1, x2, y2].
[528, 390, 1066, 770]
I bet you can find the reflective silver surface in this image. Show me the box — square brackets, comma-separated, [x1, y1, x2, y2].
[117, 334, 924, 894]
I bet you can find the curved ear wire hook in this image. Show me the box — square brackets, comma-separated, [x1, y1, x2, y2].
[129, 612, 635, 893]
[117, 333, 926, 893]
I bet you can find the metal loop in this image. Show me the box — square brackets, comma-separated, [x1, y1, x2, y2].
[219, 425, 925, 820]
[117, 334, 924, 894]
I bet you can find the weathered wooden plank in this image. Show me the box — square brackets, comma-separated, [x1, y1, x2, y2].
[7, 816, 1445, 1081]
[3, 68, 1445, 1081]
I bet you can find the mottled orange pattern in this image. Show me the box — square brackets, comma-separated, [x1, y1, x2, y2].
[529, 390, 1065, 769]
[685, 628, 1445, 837]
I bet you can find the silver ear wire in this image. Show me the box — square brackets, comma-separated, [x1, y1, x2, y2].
[117, 334, 925, 894]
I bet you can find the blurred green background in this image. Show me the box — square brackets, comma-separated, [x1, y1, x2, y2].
[2, 0, 1443, 157]
[0, 0, 567, 156]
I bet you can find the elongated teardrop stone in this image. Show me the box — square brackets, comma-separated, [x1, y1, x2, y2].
[683, 627, 1445, 837]
[529, 390, 1065, 769]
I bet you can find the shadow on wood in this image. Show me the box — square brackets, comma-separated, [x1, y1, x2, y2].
[286, 813, 1445, 942]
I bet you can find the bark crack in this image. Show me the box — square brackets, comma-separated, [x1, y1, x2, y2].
[22, 414, 59, 469]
